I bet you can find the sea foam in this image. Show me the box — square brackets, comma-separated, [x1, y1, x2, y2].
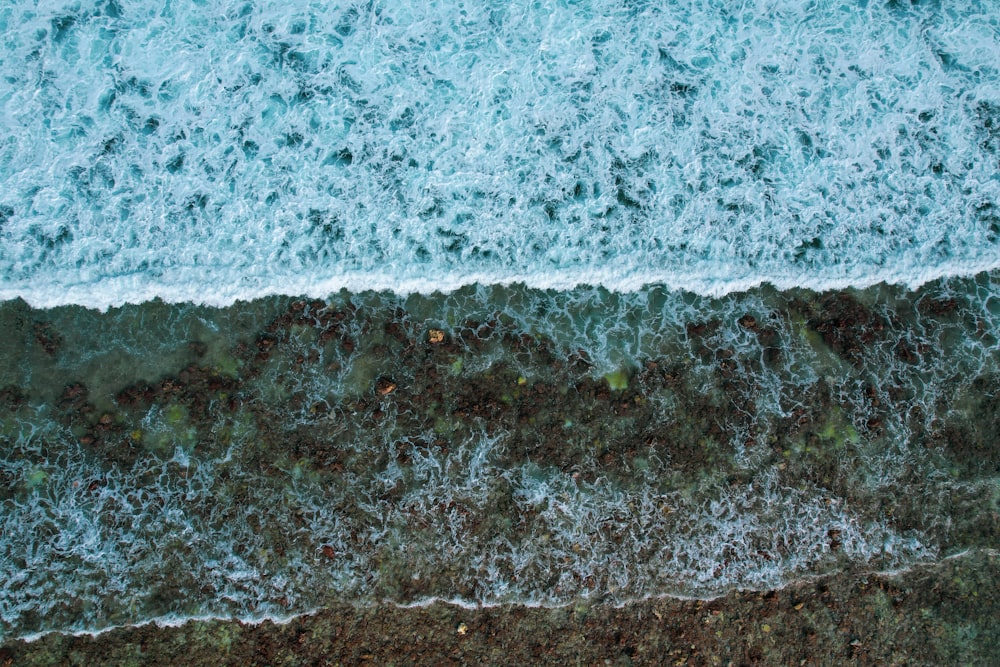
[2, 0, 1000, 308]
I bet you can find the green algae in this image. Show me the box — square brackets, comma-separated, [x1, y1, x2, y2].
[212, 354, 241, 378]
[145, 403, 199, 455]
[817, 406, 860, 448]
[603, 368, 629, 391]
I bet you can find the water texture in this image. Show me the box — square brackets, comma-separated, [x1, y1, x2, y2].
[1, 1, 1000, 307]
[1, 276, 998, 639]
[1, 0, 1000, 647]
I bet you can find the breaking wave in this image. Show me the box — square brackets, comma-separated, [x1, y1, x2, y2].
[1, 1, 1000, 308]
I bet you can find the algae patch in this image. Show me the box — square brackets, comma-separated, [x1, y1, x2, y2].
[604, 369, 629, 391]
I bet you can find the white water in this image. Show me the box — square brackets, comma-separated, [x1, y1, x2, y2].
[0, 426, 937, 640]
[2, 1, 1000, 309]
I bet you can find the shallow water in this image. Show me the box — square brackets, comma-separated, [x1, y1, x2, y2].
[1, 275, 998, 640]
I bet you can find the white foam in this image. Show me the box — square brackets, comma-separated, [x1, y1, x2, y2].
[5, 256, 1000, 312]
[0, 427, 939, 641]
[15, 549, 997, 643]
[2, 0, 1000, 309]
[14, 609, 319, 644]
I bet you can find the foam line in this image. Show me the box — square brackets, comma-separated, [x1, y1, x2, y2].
[13, 548, 996, 644]
[5, 256, 1000, 311]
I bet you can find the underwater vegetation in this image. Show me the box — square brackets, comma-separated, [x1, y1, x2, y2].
[0, 275, 997, 640]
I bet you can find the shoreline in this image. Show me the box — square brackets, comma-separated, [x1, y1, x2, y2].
[10, 546, 996, 645]
[5, 259, 1000, 313]
[3, 548, 996, 665]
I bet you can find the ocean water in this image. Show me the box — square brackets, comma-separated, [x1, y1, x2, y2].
[1, 0, 999, 642]
[3, 0, 1000, 306]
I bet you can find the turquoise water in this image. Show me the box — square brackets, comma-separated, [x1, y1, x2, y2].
[1, 1, 1000, 306]
[1, 0, 999, 642]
